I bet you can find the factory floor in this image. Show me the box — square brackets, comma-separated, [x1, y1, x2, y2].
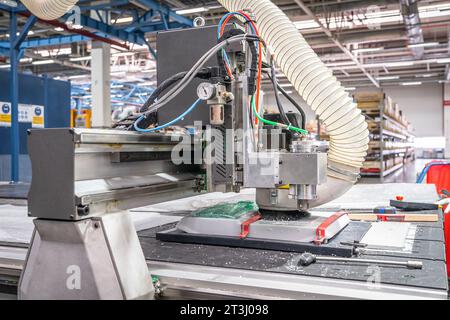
[359, 159, 440, 184]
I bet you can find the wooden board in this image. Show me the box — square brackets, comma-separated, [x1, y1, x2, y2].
[348, 213, 439, 222]
[354, 91, 385, 102]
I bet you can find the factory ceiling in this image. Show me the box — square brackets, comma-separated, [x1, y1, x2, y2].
[0, 0, 449, 90]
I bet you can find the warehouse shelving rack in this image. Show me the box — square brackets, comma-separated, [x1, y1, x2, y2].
[356, 93, 415, 180]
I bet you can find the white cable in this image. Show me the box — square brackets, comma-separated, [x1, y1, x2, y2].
[218, 0, 370, 207]
[21, 0, 78, 20]
[145, 34, 253, 115]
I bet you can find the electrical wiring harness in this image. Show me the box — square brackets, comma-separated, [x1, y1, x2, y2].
[217, 11, 308, 135]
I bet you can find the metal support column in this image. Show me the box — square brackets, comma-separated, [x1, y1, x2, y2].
[7, 13, 37, 183]
[91, 10, 111, 128]
[91, 41, 111, 128]
[444, 83, 450, 158]
[9, 11, 19, 183]
[44, 75, 49, 128]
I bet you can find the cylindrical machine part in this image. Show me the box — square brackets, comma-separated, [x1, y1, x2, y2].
[291, 140, 315, 153]
[289, 184, 317, 200]
[218, 0, 369, 208]
[210, 105, 225, 125]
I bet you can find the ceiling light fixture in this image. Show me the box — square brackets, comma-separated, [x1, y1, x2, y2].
[32, 59, 55, 65]
[176, 7, 207, 15]
[69, 56, 92, 62]
[68, 74, 89, 79]
[376, 76, 400, 80]
[0, 0, 17, 7]
[384, 61, 415, 67]
[115, 17, 134, 24]
[352, 47, 384, 53]
[436, 58, 450, 64]
[416, 73, 439, 78]
[401, 81, 422, 86]
[408, 42, 440, 48]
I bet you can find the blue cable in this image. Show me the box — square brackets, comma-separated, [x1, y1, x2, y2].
[134, 99, 202, 133]
[218, 12, 258, 76]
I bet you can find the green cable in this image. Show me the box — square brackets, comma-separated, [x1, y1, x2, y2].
[251, 96, 308, 135]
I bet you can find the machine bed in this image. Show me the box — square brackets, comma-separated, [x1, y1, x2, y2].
[138, 212, 447, 298]
[0, 184, 448, 299]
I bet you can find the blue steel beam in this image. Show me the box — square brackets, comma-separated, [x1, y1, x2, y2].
[0, 4, 17, 12]
[0, 47, 9, 56]
[1, 1, 187, 48]
[139, 21, 185, 33]
[9, 11, 19, 183]
[143, 38, 157, 59]
[19, 34, 91, 48]
[135, 0, 193, 27]
[13, 15, 37, 49]
[159, 11, 169, 30]
[122, 10, 157, 31]
[77, 0, 130, 11]
[72, 14, 146, 45]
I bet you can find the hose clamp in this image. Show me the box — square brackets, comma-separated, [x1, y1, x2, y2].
[328, 163, 360, 183]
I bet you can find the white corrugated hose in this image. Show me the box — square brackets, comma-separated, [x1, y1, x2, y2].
[21, 0, 78, 20]
[218, 0, 369, 207]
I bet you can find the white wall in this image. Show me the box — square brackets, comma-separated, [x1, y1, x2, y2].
[444, 83, 450, 158]
[382, 84, 443, 138]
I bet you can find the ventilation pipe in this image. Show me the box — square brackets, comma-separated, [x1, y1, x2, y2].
[217, 0, 369, 207]
[400, 0, 424, 59]
[21, 0, 78, 20]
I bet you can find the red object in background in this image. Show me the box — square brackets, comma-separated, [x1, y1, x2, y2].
[396, 196, 404, 201]
[425, 161, 450, 277]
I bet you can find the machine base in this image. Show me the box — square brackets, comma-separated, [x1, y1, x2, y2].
[19, 212, 154, 300]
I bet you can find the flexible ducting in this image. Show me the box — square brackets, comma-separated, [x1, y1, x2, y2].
[400, 0, 424, 59]
[21, 0, 78, 20]
[217, 0, 369, 207]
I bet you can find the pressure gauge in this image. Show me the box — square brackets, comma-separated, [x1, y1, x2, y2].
[197, 82, 216, 101]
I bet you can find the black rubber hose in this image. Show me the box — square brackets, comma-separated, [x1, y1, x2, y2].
[126, 68, 214, 130]
[113, 73, 187, 130]
[139, 71, 187, 113]
[278, 83, 306, 130]
[266, 71, 306, 129]
[270, 59, 291, 126]
[217, 28, 258, 95]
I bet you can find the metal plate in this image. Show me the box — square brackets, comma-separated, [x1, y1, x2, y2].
[156, 26, 219, 126]
[278, 152, 327, 185]
[0, 184, 29, 200]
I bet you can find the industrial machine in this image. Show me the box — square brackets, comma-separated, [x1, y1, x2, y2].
[19, 0, 376, 299]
